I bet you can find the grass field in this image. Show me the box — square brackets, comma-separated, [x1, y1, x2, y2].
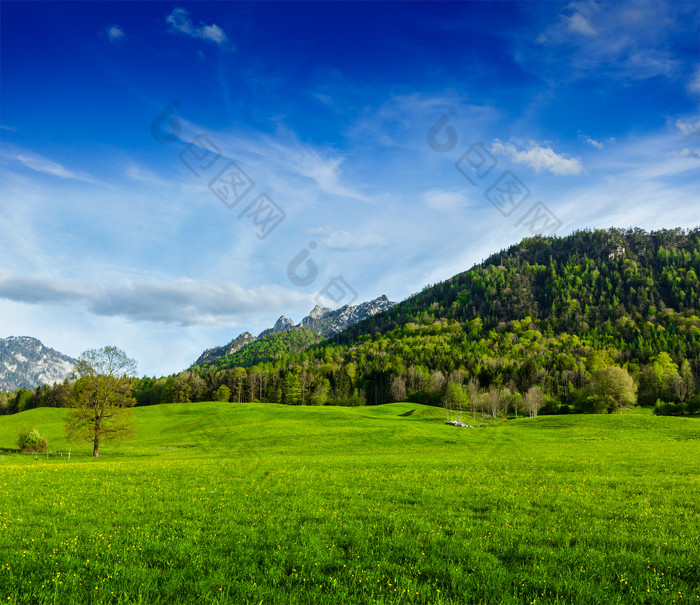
[1, 402, 699, 604]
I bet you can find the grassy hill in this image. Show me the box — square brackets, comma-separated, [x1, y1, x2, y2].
[1, 404, 699, 604]
[3, 400, 699, 458]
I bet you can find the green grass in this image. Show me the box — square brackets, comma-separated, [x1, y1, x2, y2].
[1, 403, 699, 604]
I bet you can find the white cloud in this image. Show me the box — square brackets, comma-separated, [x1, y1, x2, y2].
[0, 273, 316, 327]
[291, 150, 368, 201]
[0, 272, 96, 305]
[567, 13, 597, 36]
[106, 25, 124, 42]
[175, 117, 369, 202]
[675, 118, 700, 136]
[5, 150, 96, 183]
[490, 140, 584, 175]
[166, 8, 228, 45]
[125, 164, 168, 186]
[584, 137, 604, 149]
[528, 1, 688, 81]
[422, 190, 470, 212]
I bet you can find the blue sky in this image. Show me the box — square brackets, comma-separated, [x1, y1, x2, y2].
[0, 1, 698, 376]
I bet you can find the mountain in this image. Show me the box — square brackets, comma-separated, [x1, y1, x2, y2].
[192, 295, 395, 367]
[0, 337, 76, 392]
[7, 228, 700, 414]
[297, 296, 396, 337]
[260, 295, 395, 339]
[193, 332, 257, 367]
[174, 227, 700, 409]
[335, 227, 700, 345]
[258, 316, 297, 338]
[195, 328, 324, 371]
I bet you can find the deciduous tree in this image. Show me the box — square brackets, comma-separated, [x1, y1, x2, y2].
[591, 366, 637, 414]
[65, 346, 137, 458]
[523, 385, 545, 418]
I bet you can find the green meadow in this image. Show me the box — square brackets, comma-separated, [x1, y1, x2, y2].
[1, 403, 699, 604]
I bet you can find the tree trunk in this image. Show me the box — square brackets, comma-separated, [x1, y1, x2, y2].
[93, 433, 100, 457]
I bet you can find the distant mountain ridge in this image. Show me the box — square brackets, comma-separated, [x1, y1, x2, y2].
[0, 336, 76, 391]
[192, 295, 395, 367]
[193, 332, 257, 367]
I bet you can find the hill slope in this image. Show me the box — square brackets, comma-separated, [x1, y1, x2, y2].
[2, 400, 698, 458]
[338, 227, 700, 344]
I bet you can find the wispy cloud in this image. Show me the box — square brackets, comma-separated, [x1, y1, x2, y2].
[689, 66, 700, 96]
[422, 190, 471, 212]
[675, 118, 700, 136]
[320, 230, 387, 251]
[3, 150, 96, 183]
[105, 25, 125, 42]
[282, 147, 368, 201]
[583, 137, 603, 149]
[175, 116, 369, 201]
[0, 272, 95, 305]
[0, 273, 316, 327]
[166, 8, 229, 46]
[566, 12, 597, 36]
[530, 1, 692, 81]
[491, 140, 584, 175]
[125, 164, 168, 187]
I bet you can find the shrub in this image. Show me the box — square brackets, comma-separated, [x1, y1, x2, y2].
[574, 395, 609, 414]
[653, 400, 685, 417]
[539, 399, 561, 415]
[17, 428, 48, 453]
[405, 390, 440, 406]
[687, 396, 700, 415]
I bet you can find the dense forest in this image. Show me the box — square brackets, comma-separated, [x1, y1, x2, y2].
[2, 228, 699, 417]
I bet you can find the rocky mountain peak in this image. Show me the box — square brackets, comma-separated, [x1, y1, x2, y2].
[192, 331, 258, 367]
[308, 305, 331, 319]
[0, 336, 76, 391]
[273, 316, 295, 331]
[191, 295, 396, 368]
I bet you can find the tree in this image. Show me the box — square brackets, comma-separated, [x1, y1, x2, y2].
[443, 381, 467, 421]
[390, 376, 407, 402]
[485, 389, 500, 418]
[590, 366, 637, 414]
[680, 359, 695, 403]
[172, 373, 193, 403]
[230, 367, 246, 402]
[213, 384, 231, 402]
[284, 373, 302, 405]
[466, 379, 480, 420]
[66, 346, 137, 458]
[523, 385, 545, 418]
[310, 379, 331, 406]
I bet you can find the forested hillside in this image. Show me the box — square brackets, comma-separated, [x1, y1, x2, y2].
[197, 328, 323, 372]
[3, 228, 699, 415]
[340, 227, 700, 347]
